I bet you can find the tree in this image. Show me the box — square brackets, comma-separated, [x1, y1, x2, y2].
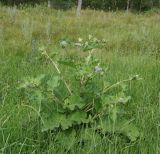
[48, 0, 52, 8]
[77, 0, 82, 16]
[0, 0, 159, 10]
[126, 0, 130, 12]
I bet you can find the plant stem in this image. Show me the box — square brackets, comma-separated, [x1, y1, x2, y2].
[103, 78, 132, 93]
[43, 51, 72, 95]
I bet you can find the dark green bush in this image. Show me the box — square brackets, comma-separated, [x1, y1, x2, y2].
[49, 0, 75, 10]
[0, 0, 43, 5]
[0, 0, 159, 11]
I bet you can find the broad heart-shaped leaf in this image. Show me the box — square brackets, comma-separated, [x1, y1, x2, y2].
[41, 111, 60, 132]
[97, 116, 139, 142]
[68, 111, 88, 125]
[54, 81, 70, 101]
[41, 101, 72, 131]
[47, 75, 60, 90]
[93, 96, 103, 112]
[64, 95, 85, 111]
[85, 75, 103, 95]
[41, 111, 73, 131]
[119, 122, 140, 142]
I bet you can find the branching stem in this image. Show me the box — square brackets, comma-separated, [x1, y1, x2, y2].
[103, 77, 141, 93]
[43, 51, 72, 95]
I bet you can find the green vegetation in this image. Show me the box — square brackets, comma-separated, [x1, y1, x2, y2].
[1, 0, 160, 11]
[0, 5, 160, 154]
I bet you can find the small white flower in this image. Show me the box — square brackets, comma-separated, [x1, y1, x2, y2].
[78, 38, 83, 42]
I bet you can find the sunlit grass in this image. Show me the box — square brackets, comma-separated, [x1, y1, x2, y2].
[0, 5, 160, 154]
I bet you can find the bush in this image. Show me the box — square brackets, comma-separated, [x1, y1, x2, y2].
[0, 0, 43, 5]
[0, 0, 159, 11]
[18, 36, 141, 142]
[49, 0, 75, 10]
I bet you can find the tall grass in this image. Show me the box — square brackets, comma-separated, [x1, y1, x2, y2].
[0, 5, 160, 154]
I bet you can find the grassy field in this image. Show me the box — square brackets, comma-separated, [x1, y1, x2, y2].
[0, 5, 160, 154]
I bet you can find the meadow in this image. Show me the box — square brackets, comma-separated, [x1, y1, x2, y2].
[0, 5, 160, 154]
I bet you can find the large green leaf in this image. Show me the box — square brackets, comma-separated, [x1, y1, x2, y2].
[54, 81, 70, 101]
[69, 111, 88, 124]
[41, 111, 61, 132]
[47, 75, 60, 90]
[64, 95, 85, 111]
[119, 121, 140, 142]
[97, 117, 139, 141]
[41, 101, 72, 131]
[42, 111, 73, 131]
[59, 115, 73, 130]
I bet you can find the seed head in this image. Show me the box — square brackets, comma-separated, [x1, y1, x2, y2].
[95, 66, 104, 75]
[60, 40, 68, 48]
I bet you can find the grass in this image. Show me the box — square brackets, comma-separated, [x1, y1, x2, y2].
[0, 4, 160, 154]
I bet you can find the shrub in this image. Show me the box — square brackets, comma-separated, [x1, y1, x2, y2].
[19, 36, 141, 143]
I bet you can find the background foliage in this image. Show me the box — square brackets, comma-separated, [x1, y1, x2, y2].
[0, 5, 160, 153]
[0, 0, 160, 11]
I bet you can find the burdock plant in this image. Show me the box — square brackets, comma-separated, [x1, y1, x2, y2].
[19, 44, 141, 144]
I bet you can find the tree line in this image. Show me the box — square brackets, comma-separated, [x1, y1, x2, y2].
[0, 0, 160, 11]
